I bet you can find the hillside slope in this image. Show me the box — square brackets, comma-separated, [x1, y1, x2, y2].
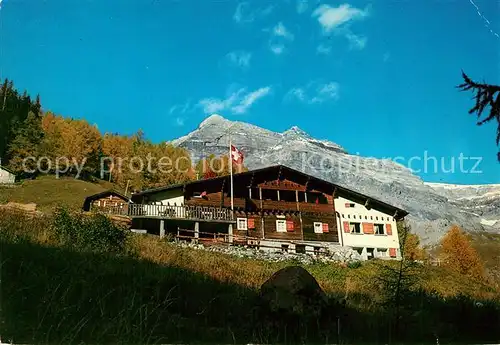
[0, 176, 114, 212]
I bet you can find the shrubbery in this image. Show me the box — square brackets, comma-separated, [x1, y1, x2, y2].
[52, 207, 129, 254]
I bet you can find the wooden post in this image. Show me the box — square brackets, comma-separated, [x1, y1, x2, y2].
[277, 190, 280, 201]
[228, 223, 233, 243]
[159, 219, 165, 239]
[259, 187, 263, 209]
[299, 212, 304, 241]
[194, 222, 199, 243]
[249, 187, 252, 199]
[295, 190, 299, 211]
[304, 191, 308, 203]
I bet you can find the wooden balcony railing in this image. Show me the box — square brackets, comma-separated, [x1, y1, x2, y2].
[128, 204, 234, 222]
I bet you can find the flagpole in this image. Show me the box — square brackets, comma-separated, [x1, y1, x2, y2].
[229, 131, 234, 213]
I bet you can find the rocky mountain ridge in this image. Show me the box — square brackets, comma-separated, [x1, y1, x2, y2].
[171, 114, 500, 245]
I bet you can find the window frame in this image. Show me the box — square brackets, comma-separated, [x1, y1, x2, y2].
[237, 217, 248, 231]
[313, 222, 323, 234]
[374, 223, 385, 235]
[276, 219, 287, 232]
[350, 222, 361, 234]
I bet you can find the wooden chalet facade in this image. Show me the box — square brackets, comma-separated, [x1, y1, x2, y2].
[130, 165, 408, 259]
[83, 190, 130, 215]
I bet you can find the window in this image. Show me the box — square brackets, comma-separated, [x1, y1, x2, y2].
[296, 244, 306, 254]
[374, 224, 385, 235]
[342, 214, 345, 218]
[365, 216, 367, 220]
[314, 222, 323, 234]
[366, 248, 375, 260]
[281, 244, 289, 253]
[276, 219, 287, 232]
[345, 203, 355, 208]
[314, 247, 321, 255]
[378, 249, 388, 258]
[353, 247, 363, 256]
[350, 222, 361, 234]
[237, 218, 248, 230]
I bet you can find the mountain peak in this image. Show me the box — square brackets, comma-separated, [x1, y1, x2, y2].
[199, 114, 227, 128]
[284, 125, 310, 137]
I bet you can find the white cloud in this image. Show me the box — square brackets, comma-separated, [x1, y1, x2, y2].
[232, 87, 271, 114]
[312, 4, 370, 51]
[286, 81, 340, 104]
[316, 44, 332, 55]
[169, 101, 191, 115]
[226, 51, 252, 68]
[272, 22, 294, 41]
[233, 2, 273, 23]
[175, 117, 185, 126]
[199, 86, 272, 115]
[345, 31, 367, 50]
[297, 0, 308, 14]
[312, 3, 370, 33]
[270, 44, 285, 55]
[268, 22, 294, 55]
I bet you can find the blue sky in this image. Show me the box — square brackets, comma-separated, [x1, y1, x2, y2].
[1, 0, 499, 184]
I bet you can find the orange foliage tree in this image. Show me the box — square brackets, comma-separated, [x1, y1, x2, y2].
[102, 131, 194, 191]
[194, 154, 248, 180]
[439, 225, 484, 279]
[41, 112, 102, 176]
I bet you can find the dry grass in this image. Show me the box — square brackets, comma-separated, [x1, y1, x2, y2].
[1, 208, 499, 344]
[0, 175, 115, 212]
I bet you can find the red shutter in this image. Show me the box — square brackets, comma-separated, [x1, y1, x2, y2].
[322, 223, 329, 233]
[343, 221, 350, 233]
[248, 218, 255, 229]
[386, 224, 392, 235]
[286, 220, 294, 232]
[389, 248, 397, 258]
[363, 223, 374, 234]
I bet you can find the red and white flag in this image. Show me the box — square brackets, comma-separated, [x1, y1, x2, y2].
[231, 145, 244, 164]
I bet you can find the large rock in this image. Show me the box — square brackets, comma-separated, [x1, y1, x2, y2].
[259, 266, 327, 319]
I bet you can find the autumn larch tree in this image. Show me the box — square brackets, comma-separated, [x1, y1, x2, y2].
[439, 225, 485, 280]
[458, 72, 500, 161]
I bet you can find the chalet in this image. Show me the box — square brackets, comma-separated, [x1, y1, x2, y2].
[83, 190, 130, 215]
[129, 165, 408, 260]
[0, 163, 16, 184]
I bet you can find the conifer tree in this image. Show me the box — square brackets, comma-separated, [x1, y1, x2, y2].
[458, 72, 500, 161]
[6, 111, 44, 175]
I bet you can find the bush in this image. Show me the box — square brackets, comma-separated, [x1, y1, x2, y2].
[348, 261, 362, 269]
[52, 207, 128, 254]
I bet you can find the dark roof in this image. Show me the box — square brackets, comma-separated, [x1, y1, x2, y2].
[0, 165, 16, 175]
[82, 190, 130, 211]
[132, 164, 409, 219]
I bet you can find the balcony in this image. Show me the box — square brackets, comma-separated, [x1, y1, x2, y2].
[128, 204, 234, 222]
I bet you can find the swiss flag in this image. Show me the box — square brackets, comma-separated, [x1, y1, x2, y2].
[231, 145, 244, 164]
